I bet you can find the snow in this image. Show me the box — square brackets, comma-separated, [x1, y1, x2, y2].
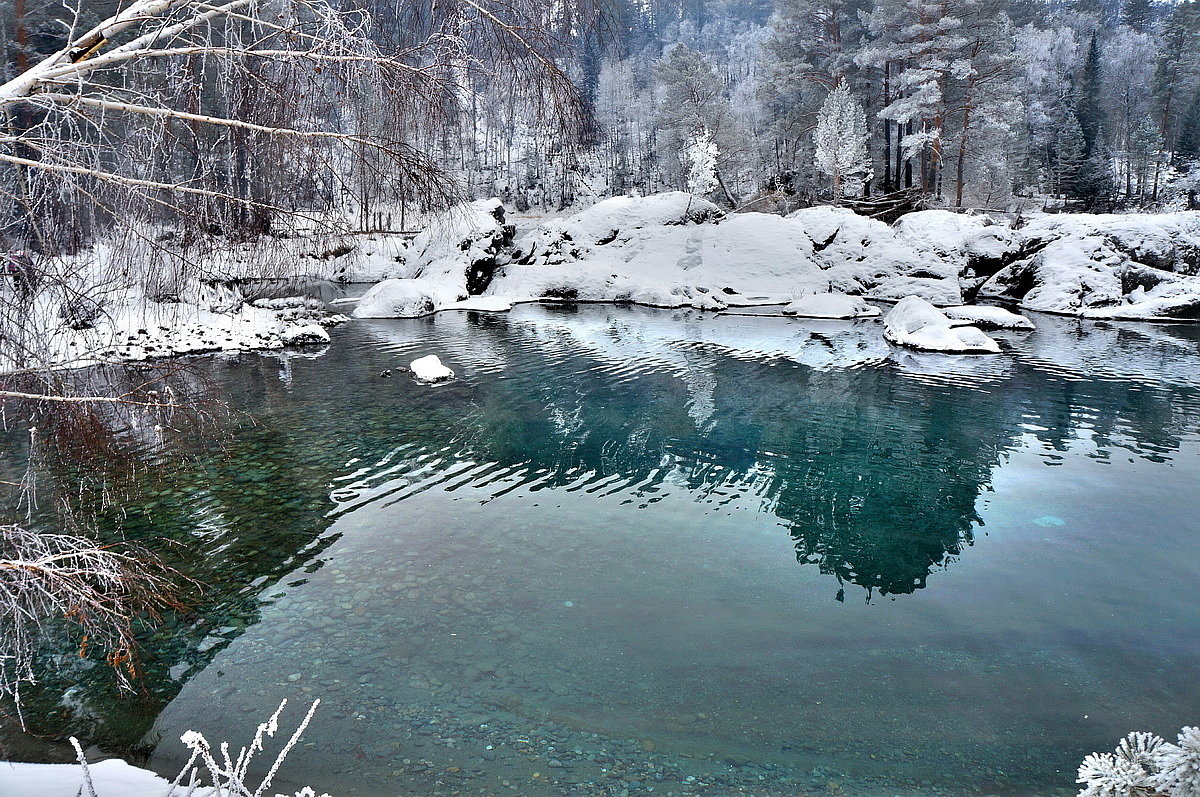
[0, 758, 199, 797]
[883, 296, 1001, 354]
[942, 305, 1036, 330]
[782, 292, 882, 318]
[410, 354, 455, 383]
[1, 276, 346, 374]
[13, 197, 1198, 375]
[281, 324, 332, 345]
[978, 212, 1200, 320]
[338, 195, 1200, 324]
[352, 278, 464, 319]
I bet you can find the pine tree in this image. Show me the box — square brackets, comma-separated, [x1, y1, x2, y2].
[1178, 93, 1200, 160]
[1120, 0, 1155, 32]
[813, 81, 871, 197]
[1055, 111, 1087, 197]
[1077, 34, 1105, 156]
[655, 45, 740, 205]
[1078, 127, 1116, 208]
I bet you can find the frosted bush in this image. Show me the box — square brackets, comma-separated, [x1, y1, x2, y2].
[1150, 727, 1200, 797]
[70, 699, 329, 797]
[1078, 727, 1200, 797]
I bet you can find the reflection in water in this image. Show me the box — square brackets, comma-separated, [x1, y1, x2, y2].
[2, 304, 1199, 796]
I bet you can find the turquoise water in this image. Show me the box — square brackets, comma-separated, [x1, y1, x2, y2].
[3, 303, 1200, 796]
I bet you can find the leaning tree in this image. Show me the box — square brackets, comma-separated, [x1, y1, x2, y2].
[0, 0, 597, 707]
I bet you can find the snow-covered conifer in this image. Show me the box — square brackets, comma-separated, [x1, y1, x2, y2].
[812, 81, 870, 197]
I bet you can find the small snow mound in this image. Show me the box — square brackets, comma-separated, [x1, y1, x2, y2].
[942, 305, 1035, 330]
[0, 758, 180, 797]
[410, 354, 454, 383]
[783, 293, 881, 319]
[883, 296, 1001, 354]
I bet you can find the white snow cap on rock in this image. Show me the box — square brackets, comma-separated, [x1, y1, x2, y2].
[353, 279, 464, 318]
[941, 305, 1035, 330]
[782, 293, 882, 319]
[884, 296, 1001, 354]
[410, 354, 454, 383]
[281, 324, 332, 345]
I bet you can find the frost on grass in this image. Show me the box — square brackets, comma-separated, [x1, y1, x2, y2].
[0, 700, 329, 797]
[1077, 727, 1200, 797]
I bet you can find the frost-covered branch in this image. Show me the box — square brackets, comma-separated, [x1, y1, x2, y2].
[1078, 727, 1200, 797]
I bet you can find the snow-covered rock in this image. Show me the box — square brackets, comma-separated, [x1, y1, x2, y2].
[782, 292, 882, 318]
[353, 278, 465, 318]
[883, 296, 1001, 354]
[894, 210, 1024, 278]
[979, 212, 1200, 320]
[404, 199, 515, 294]
[787, 206, 965, 304]
[280, 323, 331, 345]
[410, 354, 454, 383]
[516, 192, 723, 266]
[343, 201, 517, 317]
[942, 305, 1035, 330]
[486, 196, 965, 310]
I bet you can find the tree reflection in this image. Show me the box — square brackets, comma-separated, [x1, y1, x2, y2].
[4, 307, 1199, 761]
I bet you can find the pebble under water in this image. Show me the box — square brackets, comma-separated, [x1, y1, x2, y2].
[4, 303, 1200, 796]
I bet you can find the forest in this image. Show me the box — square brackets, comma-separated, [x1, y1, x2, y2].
[1, 0, 1198, 262]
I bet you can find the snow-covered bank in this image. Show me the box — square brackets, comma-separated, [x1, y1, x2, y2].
[334, 194, 1200, 324]
[0, 240, 347, 373]
[0, 286, 344, 373]
[0, 759, 191, 797]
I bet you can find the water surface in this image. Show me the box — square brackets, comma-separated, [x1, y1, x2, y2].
[4, 304, 1200, 796]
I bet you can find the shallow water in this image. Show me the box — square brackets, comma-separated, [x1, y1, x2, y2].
[4, 304, 1200, 796]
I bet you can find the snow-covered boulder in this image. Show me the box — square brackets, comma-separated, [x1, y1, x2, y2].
[782, 292, 882, 318]
[787, 206, 964, 304]
[894, 210, 1024, 279]
[404, 199, 515, 293]
[517, 192, 722, 266]
[489, 197, 965, 310]
[883, 296, 1001, 354]
[352, 278, 465, 318]
[941, 305, 1035, 330]
[410, 354, 454, 383]
[979, 212, 1200, 320]
[280, 323, 331, 345]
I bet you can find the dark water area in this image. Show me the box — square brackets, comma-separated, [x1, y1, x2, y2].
[2, 304, 1199, 796]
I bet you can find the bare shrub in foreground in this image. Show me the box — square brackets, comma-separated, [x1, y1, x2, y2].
[70, 699, 326, 797]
